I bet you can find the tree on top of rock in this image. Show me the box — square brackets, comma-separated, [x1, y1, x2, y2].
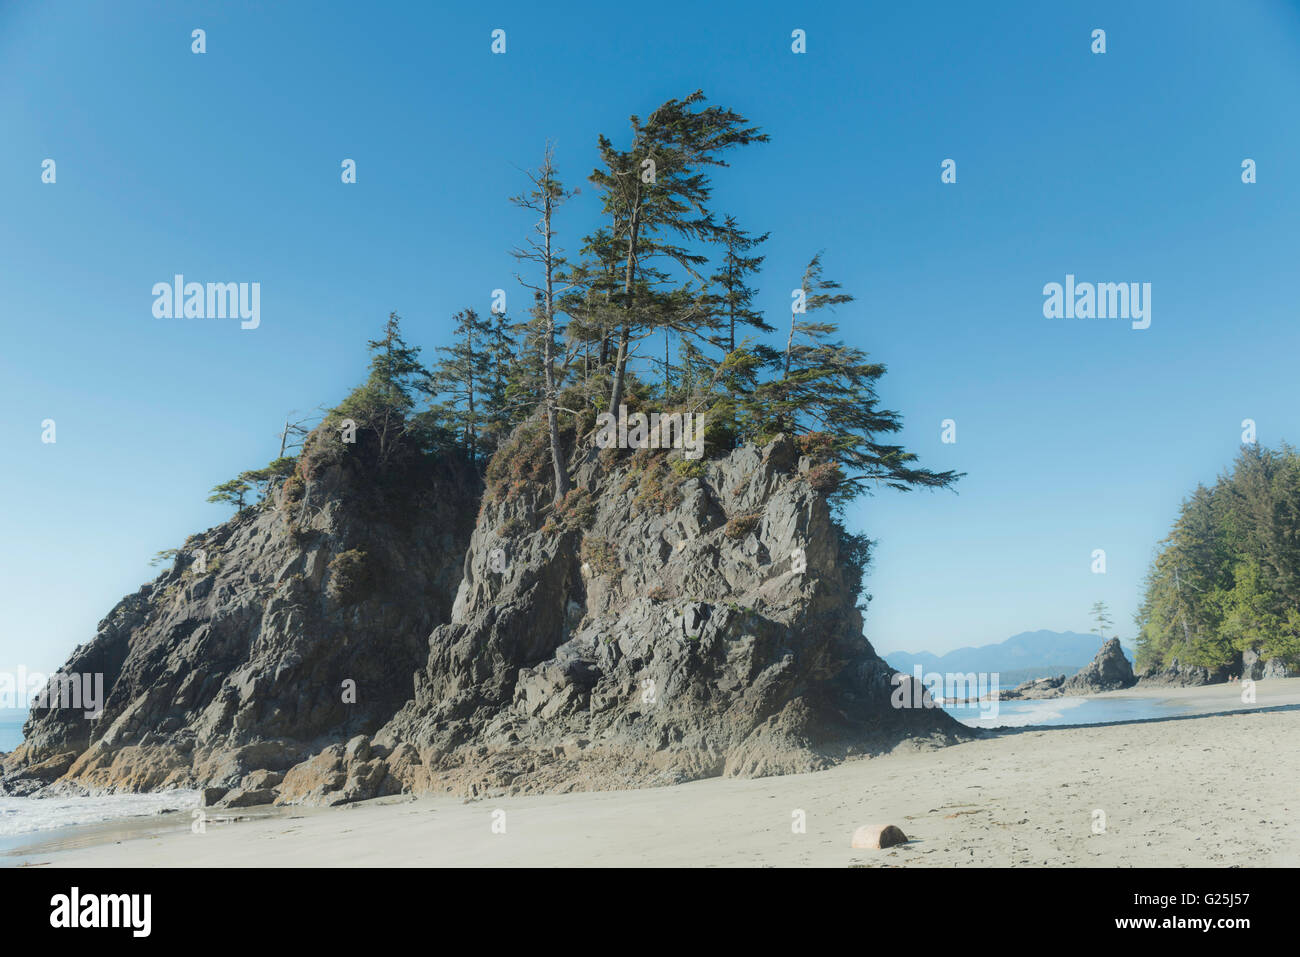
[333, 312, 430, 466]
[425, 308, 494, 466]
[1089, 600, 1114, 641]
[589, 89, 768, 417]
[737, 253, 962, 505]
[709, 216, 770, 356]
[511, 144, 578, 503]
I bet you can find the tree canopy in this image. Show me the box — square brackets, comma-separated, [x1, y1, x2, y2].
[1136, 443, 1300, 670]
[207, 90, 960, 545]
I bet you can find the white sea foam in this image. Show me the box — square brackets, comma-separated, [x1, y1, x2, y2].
[947, 696, 1089, 729]
[0, 790, 200, 837]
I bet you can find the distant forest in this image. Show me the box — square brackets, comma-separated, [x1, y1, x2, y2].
[209, 90, 958, 516]
[1136, 443, 1300, 670]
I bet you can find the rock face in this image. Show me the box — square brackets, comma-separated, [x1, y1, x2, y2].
[1241, 648, 1296, 680]
[290, 433, 968, 801]
[1136, 656, 1233, 688]
[1262, 658, 1295, 679]
[997, 639, 1135, 701]
[1, 428, 479, 796]
[4, 424, 967, 804]
[1062, 638, 1136, 694]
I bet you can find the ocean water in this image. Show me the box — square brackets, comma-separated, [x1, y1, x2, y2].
[943, 694, 1183, 729]
[1, 708, 200, 842]
[0, 709, 25, 753]
[0, 790, 201, 837]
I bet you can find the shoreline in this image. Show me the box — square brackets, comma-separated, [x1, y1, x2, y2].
[5, 678, 1298, 867]
[945, 676, 1274, 708]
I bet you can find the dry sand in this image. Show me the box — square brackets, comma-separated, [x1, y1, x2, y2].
[10, 678, 1299, 867]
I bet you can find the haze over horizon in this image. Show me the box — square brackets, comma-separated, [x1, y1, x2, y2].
[4, 0, 1300, 676]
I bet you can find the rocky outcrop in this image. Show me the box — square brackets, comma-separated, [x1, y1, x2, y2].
[1136, 656, 1234, 688]
[276, 432, 968, 802]
[1138, 648, 1296, 685]
[1062, 638, 1136, 694]
[997, 674, 1066, 701]
[1240, 648, 1297, 680]
[5, 419, 967, 804]
[1, 427, 479, 796]
[1263, 658, 1296, 679]
[995, 639, 1135, 701]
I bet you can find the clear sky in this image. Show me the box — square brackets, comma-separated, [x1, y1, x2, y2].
[3, 0, 1299, 677]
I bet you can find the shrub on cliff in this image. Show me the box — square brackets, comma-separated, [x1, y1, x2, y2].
[326, 549, 372, 605]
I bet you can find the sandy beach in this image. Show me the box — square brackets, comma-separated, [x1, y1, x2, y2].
[9, 678, 1299, 868]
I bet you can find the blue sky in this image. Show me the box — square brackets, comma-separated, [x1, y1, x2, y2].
[3, 0, 1299, 677]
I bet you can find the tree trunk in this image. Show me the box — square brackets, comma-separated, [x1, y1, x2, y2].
[608, 321, 630, 415]
[468, 370, 476, 465]
[542, 166, 571, 502]
[783, 309, 795, 379]
[607, 209, 640, 416]
[664, 330, 671, 398]
[727, 253, 736, 355]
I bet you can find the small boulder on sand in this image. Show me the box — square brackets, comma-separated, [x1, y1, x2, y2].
[851, 824, 908, 849]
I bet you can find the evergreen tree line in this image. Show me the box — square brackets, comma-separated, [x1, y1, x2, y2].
[211, 90, 960, 515]
[1135, 443, 1300, 670]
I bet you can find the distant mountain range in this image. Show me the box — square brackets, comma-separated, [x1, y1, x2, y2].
[883, 630, 1136, 688]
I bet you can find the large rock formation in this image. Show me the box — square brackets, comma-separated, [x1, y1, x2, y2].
[1, 427, 479, 796]
[995, 639, 1136, 701]
[276, 431, 967, 802]
[4, 420, 967, 804]
[1061, 637, 1136, 694]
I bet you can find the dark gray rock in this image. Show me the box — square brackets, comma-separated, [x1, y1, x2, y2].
[5, 422, 969, 805]
[1263, 657, 1295, 679]
[997, 674, 1067, 701]
[1, 426, 479, 793]
[366, 433, 967, 797]
[1062, 638, 1136, 694]
[1241, 648, 1297, 680]
[1137, 656, 1232, 687]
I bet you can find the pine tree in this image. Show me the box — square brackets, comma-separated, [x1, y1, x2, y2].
[745, 254, 960, 503]
[334, 312, 429, 466]
[1089, 600, 1114, 641]
[239, 457, 297, 502]
[1137, 443, 1300, 670]
[511, 145, 577, 501]
[710, 216, 770, 355]
[481, 309, 519, 453]
[783, 253, 853, 379]
[427, 308, 493, 465]
[207, 477, 251, 512]
[590, 90, 767, 416]
[560, 228, 625, 380]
